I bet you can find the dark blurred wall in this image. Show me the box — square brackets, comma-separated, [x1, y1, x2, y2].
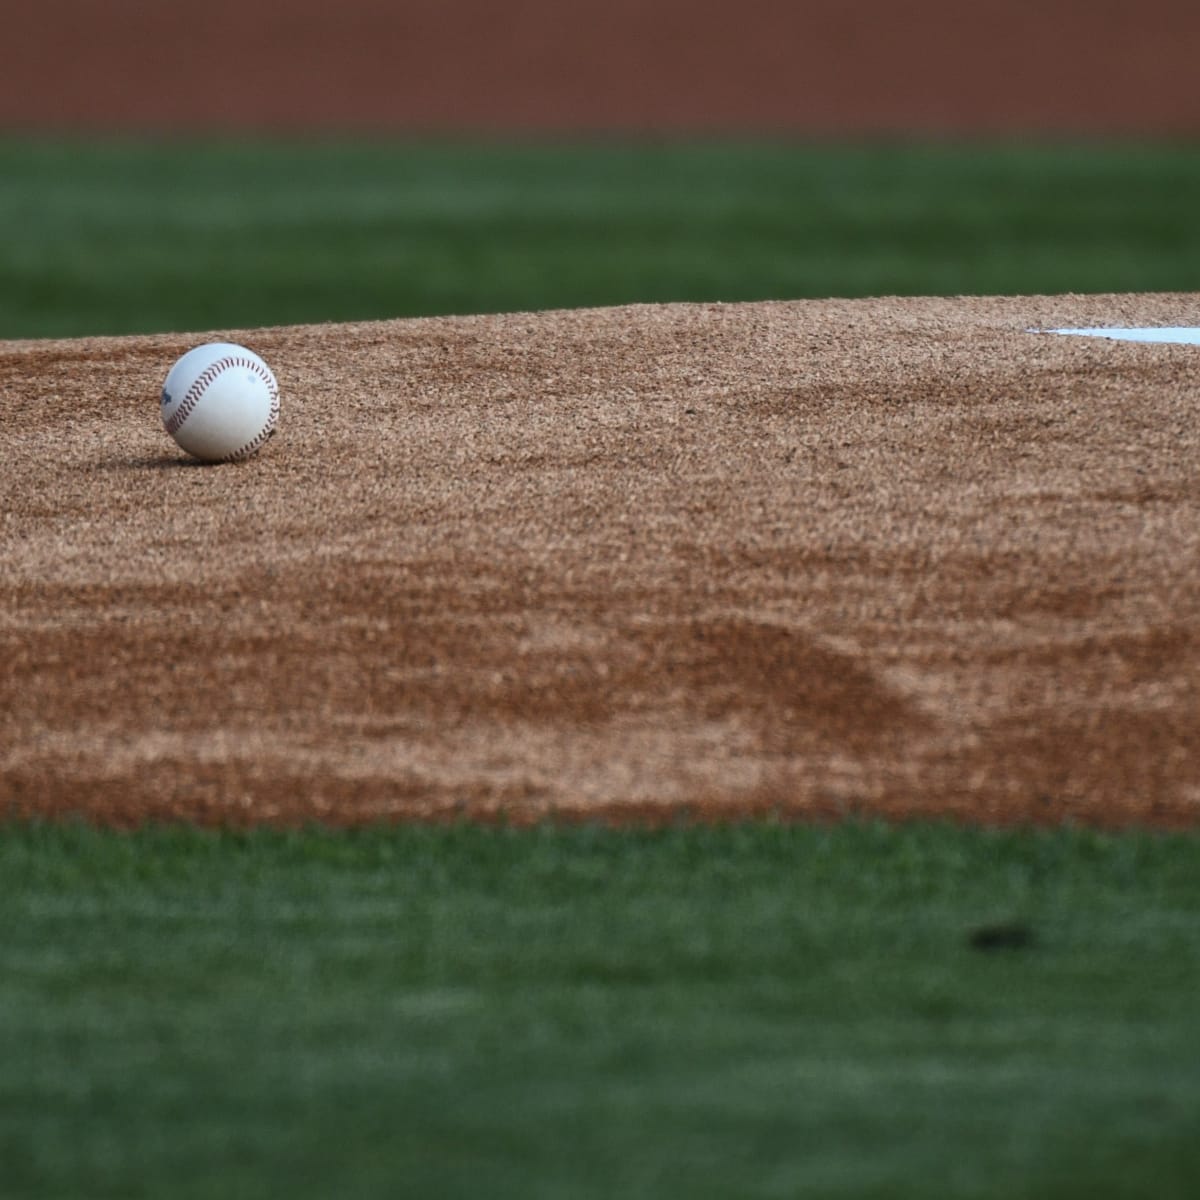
[2, 0, 1198, 134]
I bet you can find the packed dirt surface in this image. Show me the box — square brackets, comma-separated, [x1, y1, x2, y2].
[4, 0, 1200, 134]
[2, 295, 1199, 828]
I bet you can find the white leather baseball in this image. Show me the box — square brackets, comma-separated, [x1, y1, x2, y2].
[161, 342, 279, 462]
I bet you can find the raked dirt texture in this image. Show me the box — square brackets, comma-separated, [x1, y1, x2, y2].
[2, 293, 1198, 829]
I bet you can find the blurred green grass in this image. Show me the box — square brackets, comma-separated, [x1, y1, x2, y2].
[2, 139, 1200, 337]
[3, 820, 1199, 1199]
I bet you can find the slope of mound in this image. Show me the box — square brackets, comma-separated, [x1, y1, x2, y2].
[2, 295, 1198, 827]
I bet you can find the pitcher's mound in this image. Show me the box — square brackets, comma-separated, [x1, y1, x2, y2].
[2, 294, 1198, 828]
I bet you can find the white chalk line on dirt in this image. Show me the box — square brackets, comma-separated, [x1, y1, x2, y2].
[1042, 327, 1200, 345]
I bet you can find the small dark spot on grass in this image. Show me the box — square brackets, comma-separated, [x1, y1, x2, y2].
[968, 920, 1035, 951]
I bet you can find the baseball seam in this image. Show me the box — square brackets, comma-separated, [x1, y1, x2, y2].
[221, 386, 281, 462]
[164, 355, 279, 458]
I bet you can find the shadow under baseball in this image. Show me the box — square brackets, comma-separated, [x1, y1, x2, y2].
[108, 453, 226, 471]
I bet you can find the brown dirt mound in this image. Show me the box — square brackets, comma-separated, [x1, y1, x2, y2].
[2, 295, 1199, 829]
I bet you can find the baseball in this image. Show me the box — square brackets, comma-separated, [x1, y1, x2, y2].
[161, 342, 279, 462]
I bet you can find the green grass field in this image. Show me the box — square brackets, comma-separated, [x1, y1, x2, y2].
[3, 822, 1200, 1199]
[3, 140, 1200, 1197]
[3, 140, 1200, 337]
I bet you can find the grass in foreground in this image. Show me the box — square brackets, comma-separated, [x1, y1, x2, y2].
[1, 820, 1198, 1199]
[2, 140, 1200, 337]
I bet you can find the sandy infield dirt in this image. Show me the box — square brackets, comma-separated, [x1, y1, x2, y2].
[2, 295, 1199, 829]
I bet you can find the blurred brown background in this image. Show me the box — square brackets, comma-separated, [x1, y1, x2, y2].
[2, 0, 1198, 133]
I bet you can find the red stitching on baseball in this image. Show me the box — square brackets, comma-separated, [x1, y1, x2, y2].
[221, 385, 281, 462]
[164, 356, 279, 455]
[164, 356, 234, 435]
